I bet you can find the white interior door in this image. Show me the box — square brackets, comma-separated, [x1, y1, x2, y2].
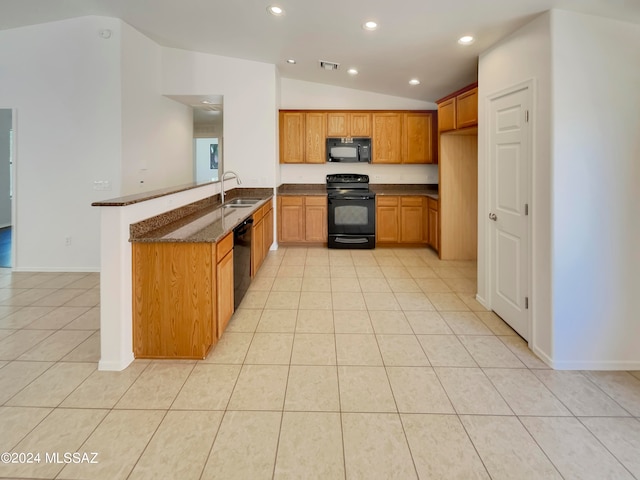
[489, 86, 530, 340]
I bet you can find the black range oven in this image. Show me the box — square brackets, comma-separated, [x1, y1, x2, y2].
[326, 173, 376, 249]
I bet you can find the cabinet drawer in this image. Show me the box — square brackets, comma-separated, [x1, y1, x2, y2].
[280, 196, 304, 207]
[377, 196, 399, 207]
[401, 196, 424, 207]
[253, 206, 264, 223]
[305, 196, 327, 206]
[215, 231, 233, 260]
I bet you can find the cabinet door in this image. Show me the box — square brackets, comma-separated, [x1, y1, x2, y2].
[372, 113, 403, 164]
[304, 196, 327, 242]
[404, 113, 434, 164]
[438, 98, 456, 132]
[327, 112, 348, 137]
[376, 196, 400, 242]
[251, 218, 264, 277]
[305, 112, 326, 163]
[400, 197, 425, 243]
[278, 196, 305, 242]
[350, 112, 372, 137]
[428, 200, 439, 251]
[216, 249, 234, 339]
[263, 203, 274, 259]
[456, 87, 478, 129]
[280, 112, 305, 163]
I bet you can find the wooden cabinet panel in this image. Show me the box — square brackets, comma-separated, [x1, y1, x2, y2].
[327, 112, 348, 137]
[438, 98, 456, 132]
[278, 196, 305, 243]
[376, 196, 400, 243]
[263, 201, 274, 258]
[372, 113, 403, 164]
[350, 112, 371, 137]
[400, 197, 426, 244]
[456, 87, 478, 129]
[304, 196, 327, 242]
[404, 113, 434, 164]
[133, 242, 214, 359]
[305, 112, 326, 163]
[251, 216, 265, 277]
[427, 199, 439, 252]
[216, 247, 234, 339]
[279, 112, 305, 163]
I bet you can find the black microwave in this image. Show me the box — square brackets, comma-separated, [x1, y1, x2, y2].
[326, 137, 371, 163]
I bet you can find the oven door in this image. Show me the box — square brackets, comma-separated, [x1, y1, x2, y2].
[327, 194, 376, 248]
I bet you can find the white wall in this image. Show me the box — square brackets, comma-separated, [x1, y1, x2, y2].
[280, 78, 439, 184]
[479, 10, 640, 369]
[0, 16, 122, 271]
[478, 12, 553, 360]
[0, 109, 11, 228]
[550, 10, 640, 369]
[121, 24, 193, 195]
[161, 48, 279, 189]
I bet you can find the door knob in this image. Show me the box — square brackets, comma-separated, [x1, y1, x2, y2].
[489, 213, 497, 221]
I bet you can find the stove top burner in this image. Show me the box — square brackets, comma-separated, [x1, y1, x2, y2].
[326, 173, 370, 192]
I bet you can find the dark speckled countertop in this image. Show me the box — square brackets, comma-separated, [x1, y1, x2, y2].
[277, 183, 438, 200]
[130, 188, 273, 243]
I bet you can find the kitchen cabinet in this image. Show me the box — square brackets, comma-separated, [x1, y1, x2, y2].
[404, 112, 436, 164]
[427, 197, 439, 251]
[372, 113, 403, 164]
[133, 242, 216, 359]
[278, 195, 327, 245]
[279, 111, 326, 163]
[376, 195, 428, 245]
[327, 111, 371, 137]
[437, 84, 478, 132]
[251, 199, 274, 276]
[280, 112, 305, 163]
[216, 232, 234, 339]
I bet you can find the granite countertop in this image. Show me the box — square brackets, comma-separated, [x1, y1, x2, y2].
[130, 189, 273, 243]
[277, 183, 438, 200]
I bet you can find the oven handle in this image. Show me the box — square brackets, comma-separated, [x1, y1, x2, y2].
[329, 195, 374, 200]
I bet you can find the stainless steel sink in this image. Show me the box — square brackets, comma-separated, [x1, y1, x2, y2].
[223, 198, 262, 207]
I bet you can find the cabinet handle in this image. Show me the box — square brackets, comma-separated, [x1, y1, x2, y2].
[489, 213, 497, 221]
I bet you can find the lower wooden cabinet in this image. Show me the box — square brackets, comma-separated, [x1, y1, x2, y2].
[278, 195, 327, 245]
[252, 199, 274, 276]
[376, 196, 427, 245]
[216, 232, 234, 339]
[427, 197, 439, 252]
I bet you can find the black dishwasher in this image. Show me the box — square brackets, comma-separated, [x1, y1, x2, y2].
[233, 218, 253, 309]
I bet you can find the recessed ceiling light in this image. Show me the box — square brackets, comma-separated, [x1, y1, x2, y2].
[267, 5, 285, 16]
[201, 100, 213, 104]
[363, 21, 378, 31]
[286, 59, 296, 64]
[409, 79, 420, 86]
[458, 35, 475, 45]
[347, 68, 358, 75]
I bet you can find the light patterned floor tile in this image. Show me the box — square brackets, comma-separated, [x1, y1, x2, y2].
[458, 335, 525, 368]
[24, 306, 90, 330]
[201, 411, 281, 480]
[581, 371, 640, 416]
[114, 362, 193, 409]
[417, 335, 477, 367]
[0, 406, 52, 452]
[369, 311, 413, 334]
[227, 364, 288, 410]
[284, 365, 340, 411]
[377, 335, 430, 366]
[275, 412, 344, 480]
[333, 310, 373, 334]
[435, 367, 513, 415]
[402, 414, 489, 479]
[387, 367, 453, 413]
[203, 332, 253, 364]
[336, 334, 383, 365]
[342, 413, 417, 479]
[441, 312, 493, 335]
[172, 364, 241, 410]
[18, 329, 93, 361]
[338, 366, 396, 412]
[291, 333, 336, 365]
[0, 360, 53, 404]
[405, 311, 453, 334]
[580, 417, 640, 478]
[245, 333, 293, 364]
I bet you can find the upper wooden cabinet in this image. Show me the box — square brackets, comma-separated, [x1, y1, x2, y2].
[327, 112, 372, 137]
[280, 109, 437, 164]
[404, 112, 436, 164]
[372, 113, 403, 164]
[437, 84, 478, 132]
[279, 111, 326, 163]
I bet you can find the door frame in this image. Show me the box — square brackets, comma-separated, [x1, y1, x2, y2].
[0, 108, 17, 271]
[482, 79, 534, 342]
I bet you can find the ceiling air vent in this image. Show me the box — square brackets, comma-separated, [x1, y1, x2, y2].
[319, 60, 340, 71]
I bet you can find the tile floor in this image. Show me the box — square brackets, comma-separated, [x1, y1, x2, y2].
[0, 247, 639, 479]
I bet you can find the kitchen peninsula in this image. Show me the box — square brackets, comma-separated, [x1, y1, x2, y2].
[92, 182, 273, 370]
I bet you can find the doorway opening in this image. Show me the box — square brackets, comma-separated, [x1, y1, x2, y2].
[0, 108, 13, 269]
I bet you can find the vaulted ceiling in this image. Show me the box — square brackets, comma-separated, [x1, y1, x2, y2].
[2, 0, 639, 101]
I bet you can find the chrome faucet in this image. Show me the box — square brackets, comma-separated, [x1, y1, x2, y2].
[220, 170, 242, 204]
